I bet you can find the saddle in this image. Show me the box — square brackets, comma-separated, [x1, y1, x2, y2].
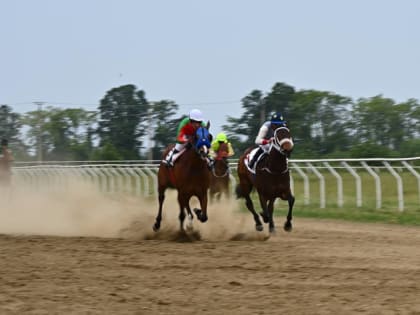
[245, 148, 265, 174]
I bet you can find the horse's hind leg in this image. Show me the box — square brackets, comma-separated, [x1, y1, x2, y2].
[237, 181, 263, 231]
[284, 193, 295, 232]
[243, 193, 263, 232]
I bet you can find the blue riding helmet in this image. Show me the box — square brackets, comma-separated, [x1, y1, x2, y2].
[271, 112, 287, 127]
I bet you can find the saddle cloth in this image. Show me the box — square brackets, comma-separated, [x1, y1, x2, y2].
[245, 147, 261, 174]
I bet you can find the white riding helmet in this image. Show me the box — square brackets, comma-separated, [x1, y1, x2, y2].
[189, 109, 204, 122]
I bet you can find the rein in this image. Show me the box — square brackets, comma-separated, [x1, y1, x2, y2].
[211, 161, 230, 178]
[261, 143, 289, 174]
[260, 127, 292, 175]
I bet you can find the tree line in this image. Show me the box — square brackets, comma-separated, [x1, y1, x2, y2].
[1, 82, 420, 161]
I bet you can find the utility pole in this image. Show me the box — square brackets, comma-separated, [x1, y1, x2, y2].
[34, 101, 44, 162]
[147, 104, 154, 161]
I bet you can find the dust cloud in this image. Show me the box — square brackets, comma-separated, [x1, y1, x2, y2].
[0, 181, 270, 241]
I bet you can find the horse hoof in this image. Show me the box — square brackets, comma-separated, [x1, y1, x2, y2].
[153, 223, 160, 232]
[269, 227, 276, 234]
[200, 214, 208, 223]
[256, 224, 264, 232]
[283, 221, 292, 232]
[193, 208, 202, 218]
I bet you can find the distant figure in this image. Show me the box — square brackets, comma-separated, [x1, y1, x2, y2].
[210, 132, 235, 159]
[209, 133, 234, 201]
[0, 139, 13, 187]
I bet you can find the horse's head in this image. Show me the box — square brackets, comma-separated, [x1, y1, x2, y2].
[216, 142, 229, 160]
[194, 127, 212, 159]
[272, 127, 294, 156]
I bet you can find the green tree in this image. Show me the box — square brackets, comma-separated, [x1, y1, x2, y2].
[291, 90, 352, 157]
[223, 82, 296, 155]
[0, 105, 28, 159]
[44, 108, 96, 160]
[0, 105, 21, 141]
[149, 100, 180, 159]
[91, 142, 123, 160]
[351, 95, 420, 151]
[97, 84, 149, 160]
[22, 107, 96, 160]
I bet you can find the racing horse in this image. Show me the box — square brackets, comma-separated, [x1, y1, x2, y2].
[154, 127, 212, 232]
[209, 142, 231, 202]
[236, 127, 295, 233]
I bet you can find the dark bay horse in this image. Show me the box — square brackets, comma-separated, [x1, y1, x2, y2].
[154, 127, 212, 232]
[209, 142, 231, 202]
[236, 127, 295, 233]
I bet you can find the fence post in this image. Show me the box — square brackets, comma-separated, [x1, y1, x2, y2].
[360, 161, 382, 209]
[341, 161, 362, 207]
[383, 161, 404, 212]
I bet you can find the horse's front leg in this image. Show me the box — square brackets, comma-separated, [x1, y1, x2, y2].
[257, 193, 270, 224]
[194, 191, 208, 223]
[267, 199, 276, 234]
[178, 193, 189, 231]
[153, 187, 166, 231]
[185, 203, 194, 231]
[284, 193, 295, 232]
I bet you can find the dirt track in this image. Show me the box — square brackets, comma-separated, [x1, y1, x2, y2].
[1, 185, 420, 314]
[1, 216, 420, 314]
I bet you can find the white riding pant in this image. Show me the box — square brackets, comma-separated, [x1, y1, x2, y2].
[175, 142, 186, 151]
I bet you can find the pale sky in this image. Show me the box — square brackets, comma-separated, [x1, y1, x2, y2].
[1, 0, 420, 134]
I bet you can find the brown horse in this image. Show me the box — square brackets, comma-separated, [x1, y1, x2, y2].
[209, 142, 231, 202]
[153, 127, 212, 232]
[236, 127, 295, 233]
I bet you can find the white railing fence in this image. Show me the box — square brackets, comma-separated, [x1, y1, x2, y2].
[9, 157, 420, 212]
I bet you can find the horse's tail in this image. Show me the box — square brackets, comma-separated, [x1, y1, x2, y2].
[235, 184, 243, 199]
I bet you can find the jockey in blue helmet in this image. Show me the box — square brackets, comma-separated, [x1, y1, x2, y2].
[248, 112, 288, 169]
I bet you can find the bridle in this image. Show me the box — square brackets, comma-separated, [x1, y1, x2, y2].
[261, 127, 293, 175]
[211, 158, 230, 178]
[194, 127, 211, 161]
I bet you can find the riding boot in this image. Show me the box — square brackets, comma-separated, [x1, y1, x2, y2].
[163, 149, 179, 167]
[248, 147, 263, 169]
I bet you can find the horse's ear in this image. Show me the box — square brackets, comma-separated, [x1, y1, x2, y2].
[206, 120, 211, 130]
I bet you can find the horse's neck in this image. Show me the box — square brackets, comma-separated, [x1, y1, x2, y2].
[181, 148, 205, 168]
[214, 158, 228, 176]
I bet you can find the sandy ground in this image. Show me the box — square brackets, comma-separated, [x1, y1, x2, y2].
[1, 183, 420, 314]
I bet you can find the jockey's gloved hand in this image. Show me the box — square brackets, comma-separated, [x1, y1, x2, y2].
[185, 142, 192, 150]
